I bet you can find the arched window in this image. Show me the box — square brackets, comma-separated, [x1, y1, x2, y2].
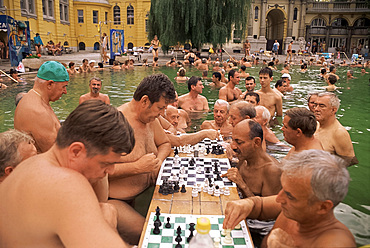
[114, 5, 121, 25]
[293, 8, 298, 21]
[354, 18, 370, 27]
[311, 18, 326, 27]
[331, 18, 348, 27]
[254, 6, 258, 20]
[127, 4, 134, 25]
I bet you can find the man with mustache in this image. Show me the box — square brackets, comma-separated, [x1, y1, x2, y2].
[79, 77, 110, 104]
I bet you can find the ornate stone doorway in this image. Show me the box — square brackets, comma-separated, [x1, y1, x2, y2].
[266, 9, 285, 54]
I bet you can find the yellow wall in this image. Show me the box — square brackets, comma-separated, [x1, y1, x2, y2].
[0, 0, 151, 51]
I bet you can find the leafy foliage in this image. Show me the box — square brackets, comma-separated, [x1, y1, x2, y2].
[148, 0, 250, 52]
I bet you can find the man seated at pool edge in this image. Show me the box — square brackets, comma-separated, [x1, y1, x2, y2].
[223, 149, 356, 248]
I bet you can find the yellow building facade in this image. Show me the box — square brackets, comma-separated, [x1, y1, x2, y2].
[0, 0, 151, 52]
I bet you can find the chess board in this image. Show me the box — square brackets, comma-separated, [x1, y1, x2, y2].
[174, 138, 226, 155]
[156, 157, 235, 187]
[141, 212, 253, 248]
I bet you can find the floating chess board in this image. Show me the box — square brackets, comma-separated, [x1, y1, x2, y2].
[141, 212, 253, 248]
[156, 157, 235, 187]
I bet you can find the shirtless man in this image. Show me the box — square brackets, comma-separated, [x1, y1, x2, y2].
[79, 77, 110, 104]
[88, 60, 97, 72]
[219, 70, 242, 103]
[223, 149, 356, 248]
[67, 62, 79, 75]
[0, 100, 135, 247]
[281, 63, 290, 74]
[212, 61, 222, 72]
[197, 58, 209, 71]
[164, 105, 186, 133]
[109, 74, 175, 242]
[79, 58, 89, 73]
[240, 76, 256, 99]
[325, 65, 340, 81]
[0, 129, 37, 183]
[178, 76, 209, 112]
[256, 67, 283, 119]
[169, 91, 191, 130]
[273, 79, 286, 97]
[286, 41, 293, 62]
[222, 119, 281, 198]
[239, 65, 250, 78]
[209, 71, 226, 88]
[314, 92, 358, 166]
[14, 61, 69, 153]
[307, 92, 319, 112]
[201, 99, 233, 138]
[244, 92, 260, 106]
[228, 101, 256, 127]
[282, 107, 323, 158]
[324, 74, 338, 92]
[255, 106, 278, 150]
[281, 73, 293, 92]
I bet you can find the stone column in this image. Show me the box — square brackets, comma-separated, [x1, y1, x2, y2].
[287, 0, 294, 38]
[247, 3, 254, 38]
[259, 0, 267, 40]
[298, 0, 306, 39]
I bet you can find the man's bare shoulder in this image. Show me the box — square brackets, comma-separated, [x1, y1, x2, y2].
[313, 224, 356, 247]
[117, 102, 130, 112]
[201, 120, 215, 129]
[178, 93, 189, 100]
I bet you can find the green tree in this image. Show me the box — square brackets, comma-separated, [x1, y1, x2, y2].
[148, 0, 250, 53]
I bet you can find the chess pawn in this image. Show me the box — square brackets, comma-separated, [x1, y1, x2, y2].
[207, 185, 214, 195]
[224, 187, 230, 196]
[219, 186, 224, 195]
[197, 183, 202, 193]
[203, 183, 208, 193]
[192, 186, 199, 197]
[174, 156, 179, 166]
[214, 186, 220, 197]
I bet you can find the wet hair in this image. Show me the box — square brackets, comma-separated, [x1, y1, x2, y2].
[232, 101, 256, 119]
[215, 99, 230, 111]
[178, 68, 186, 77]
[320, 68, 326, 74]
[69, 62, 75, 68]
[244, 92, 260, 104]
[133, 74, 176, 104]
[285, 107, 317, 137]
[245, 76, 255, 84]
[187, 76, 201, 92]
[98, 62, 104, 68]
[113, 61, 119, 66]
[247, 119, 263, 142]
[228, 70, 237, 81]
[202, 70, 208, 77]
[282, 149, 349, 207]
[82, 59, 88, 63]
[301, 64, 305, 69]
[259, 67, 273, 78]
[268, 61, 274, 67]
[212, 72, 221, 81]
[329, 65, 335, 72]
[327, 74, 337, 85]
[255, 105, 270, 122]
[89, 77, 102, 84]
[0, 129, 35, 176]
[284, 63, 289, 69]
[240, 65, 246, 71]
[56, 100, 135, 157]
[9, 69, 18, 76]
[317, 92, 340, 110]
[275, 79, 284, 88]
[154, 57, 159, 62]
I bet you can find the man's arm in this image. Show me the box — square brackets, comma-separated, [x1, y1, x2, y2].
[275, 95, 283, 117]
[223, 196, 281, 230]
[153, 119, 171, 163]
[222, 168, 255, 197]
[202, 97, 210, 111]
[91, 175, 109, 202]
[333, 128, 358, 166]
[200, 120, 214, 130]
[261, 164, 282, 196]
[167, 129, 218, 147]
[219, 87, 228, 101]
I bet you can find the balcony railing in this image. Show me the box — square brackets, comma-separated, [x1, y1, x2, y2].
[352, 28, 370, 35]
[309, 1, 369, 12]
[330, 28, 348, 35]
[309, 27, 328, 35]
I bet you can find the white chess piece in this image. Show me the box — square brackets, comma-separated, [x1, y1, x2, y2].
[223, 229, 232, 244]
[214, 187, 220, 197]
[224, 186, 230, 196]
[196, 166, 202, 174]
[192, 186, 198, 197]
[214, 237, 221, 248]
[208, 185, 214, 195]
[219, 186, 224, 194]
[235, 223, 241, 229]
[221, 229, 226, 236]
[203, 183, 208, 193]
[197, 183, 202, 192]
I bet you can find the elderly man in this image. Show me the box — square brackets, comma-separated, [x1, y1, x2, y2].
[314, 92, 358, 166]
[79, 77, 110, 104]
[14, 61, 69, 153]
[109, 74, 175, 243]
[0, 129, 37, 183]
[201, 99, 233, 138]
[282, 107, 323, 158]
[223, 150, 356, 248]
[219, 70, 242, 103]
[281, 73, 293, 92]
[222, 119, 281, 198]
[255, 106, 280, 145]
[178, 76, 209, 112]
[0, 100, 135, 247]
[228, 101, 256, 127]
[307, 92, 319, 112]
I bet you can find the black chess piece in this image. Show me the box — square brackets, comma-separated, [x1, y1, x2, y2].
[158, 184, 163, 194]
[187, 223, 195, 242]
[175, 234, 183, 248]
[206, 146, 211, 154]
[211, 145, 217, 154]
[205, 167, 210, 174]
[174, 147, 179, 156]
[174, 181, 180, 193]
[216, 173, 222, 181]
[176, 226, 182, 235]
[180, 184, 186, 193]
[153, 221, 160, 235]
[154, 207, 161, 227]
[165, 217, 172, 228]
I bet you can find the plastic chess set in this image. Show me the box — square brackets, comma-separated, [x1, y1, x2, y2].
[141, 210, 253, 248]
[156, 157, 236, 196]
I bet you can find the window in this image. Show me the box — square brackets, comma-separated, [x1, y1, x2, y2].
[254, 7, 259, 20]
[93, 10, 98, 24]
[354, 18, 370, 27]
[145, 12, 149, 33]
[311, 18, 326, 27]
[331, 18, 348, 27]
[114, 5, 121, 25]
[78, 10, 84, 23]
[59, 0, 69, 23]
[329, 37, 346, 48]
[293, 8, 298, 21]
[42, 0, 55, 20]
[20, 0, 36, 17]
[127, 4, 134, 25]
[105, 12, 108, 23]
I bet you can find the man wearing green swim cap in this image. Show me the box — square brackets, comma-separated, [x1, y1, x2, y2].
[14, 61, 69, 153]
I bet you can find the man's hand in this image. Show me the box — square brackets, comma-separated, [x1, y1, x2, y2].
[267, 228, 296, 248]
[202, 129, 219, 140]
[223, 199, 254, 230]
[222, 168, 245, 187]
[135, 153, 160, 174]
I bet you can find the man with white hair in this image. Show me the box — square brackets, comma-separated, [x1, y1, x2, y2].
[255, 106, 280, 146]
[281, 73, 293, 92]
[201, 99, 233, 138]
[223, 149, 356, 247]
[228, 101, 256, 128]
[314, 92, 358, 166]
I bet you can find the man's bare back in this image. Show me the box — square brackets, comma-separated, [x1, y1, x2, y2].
[14, 90, 60, 153]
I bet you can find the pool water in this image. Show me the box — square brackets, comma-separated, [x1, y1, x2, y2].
[0, 64, 369, 245]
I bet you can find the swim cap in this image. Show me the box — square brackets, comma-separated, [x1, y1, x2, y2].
[281, 73, 291, 81]
[37, 61, 69, 82]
